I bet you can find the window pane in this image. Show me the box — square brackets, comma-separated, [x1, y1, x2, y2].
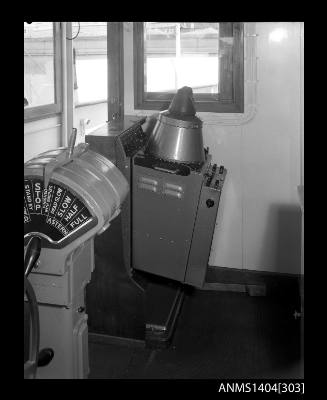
[24, 22, 55, 107]
[144, 22, 219, 94]
[73, 22, 107, 104]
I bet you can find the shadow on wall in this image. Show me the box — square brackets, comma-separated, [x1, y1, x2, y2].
[260, 203, 302, 275]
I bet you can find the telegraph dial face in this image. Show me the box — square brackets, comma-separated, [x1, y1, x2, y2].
[24, 177, 97, 248]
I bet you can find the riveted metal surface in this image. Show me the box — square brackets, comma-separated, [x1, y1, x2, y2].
[132, 157, 211, 282]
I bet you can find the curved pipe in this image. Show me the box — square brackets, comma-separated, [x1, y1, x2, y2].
[24, 276, 40, 379]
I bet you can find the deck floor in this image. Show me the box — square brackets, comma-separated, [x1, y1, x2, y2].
[88, 289, 303, 379]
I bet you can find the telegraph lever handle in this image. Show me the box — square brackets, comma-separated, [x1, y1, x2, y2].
[68, 128, 77, 159]
[24, 236, 42, 278]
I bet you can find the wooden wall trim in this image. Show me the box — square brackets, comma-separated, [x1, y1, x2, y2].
[108, 22, 124, 121]
[204, 266, 301, 298]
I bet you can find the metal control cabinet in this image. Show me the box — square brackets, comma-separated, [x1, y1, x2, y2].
[132, 153, 226, 288]
[24, 146, 128, 378]
[132, 88, 227, 288]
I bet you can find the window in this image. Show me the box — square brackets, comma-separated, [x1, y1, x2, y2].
[72, 22, 108, 106]
[134, 22, 244, 113]
[24, 22, 61, 121]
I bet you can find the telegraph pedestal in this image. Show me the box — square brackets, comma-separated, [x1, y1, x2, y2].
[24, 142, 128, 379]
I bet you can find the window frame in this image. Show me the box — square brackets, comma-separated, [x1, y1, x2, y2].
[133, 22, 244, 113]
[107, 22, 124, 121]
[75, 99, 107, 108]
[24, 22, 62, 122]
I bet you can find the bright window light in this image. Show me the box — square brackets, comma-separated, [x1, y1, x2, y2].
[269, 28, 288, 43]
[144, 22, 219, 94]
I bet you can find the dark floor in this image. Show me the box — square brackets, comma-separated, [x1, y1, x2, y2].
[88, 289, 303, 379]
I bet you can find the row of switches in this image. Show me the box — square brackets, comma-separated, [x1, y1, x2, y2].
[206, 164, 225, 189]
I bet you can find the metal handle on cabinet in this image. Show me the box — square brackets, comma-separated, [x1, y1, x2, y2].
[153, 166, 178, 174]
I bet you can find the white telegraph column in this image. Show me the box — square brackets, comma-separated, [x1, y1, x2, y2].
[24, 143, 128, 379]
